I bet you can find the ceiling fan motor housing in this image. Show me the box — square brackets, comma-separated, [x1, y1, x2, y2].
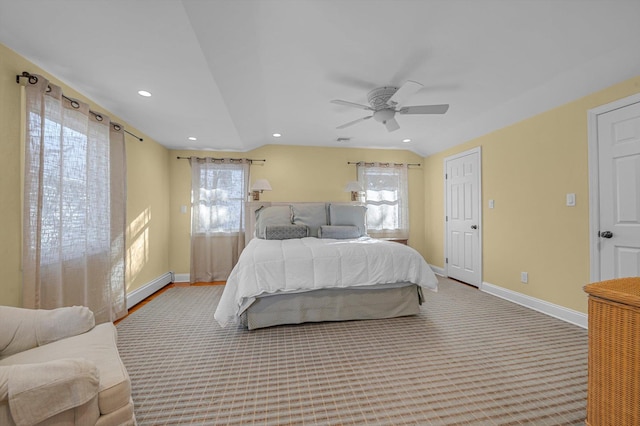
[367, 86, 398, 110]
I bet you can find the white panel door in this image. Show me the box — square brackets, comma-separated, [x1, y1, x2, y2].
[445, 148, 481, 286]
[596, 101, 640, 279]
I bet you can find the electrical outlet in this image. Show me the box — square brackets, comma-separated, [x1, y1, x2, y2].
[521, 272, 528, 283]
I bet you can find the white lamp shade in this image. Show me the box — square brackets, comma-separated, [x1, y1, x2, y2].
[251, 179, 272, 191]
[344, 181, 363, 192]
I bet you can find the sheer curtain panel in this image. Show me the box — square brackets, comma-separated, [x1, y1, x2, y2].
[190, 157, 250, 282]
[357, 162, 409, 239]
[22, 75, 127, 323]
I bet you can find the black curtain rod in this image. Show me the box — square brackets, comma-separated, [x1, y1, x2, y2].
[16, 71, 143, 142]
[348, 161, 421, 167]
[177, 156, 266, 163]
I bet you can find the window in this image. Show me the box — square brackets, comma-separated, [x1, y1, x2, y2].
[36, 117, 110, 261]
[357, 163, 409, 239]
[191, 160, 249, 234]
[25, 101, 112, 264]
[189, 158, 250, 282]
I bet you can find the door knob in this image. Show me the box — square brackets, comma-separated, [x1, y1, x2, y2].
[599, 231, 613, 239]
[471, 225, 478, 230]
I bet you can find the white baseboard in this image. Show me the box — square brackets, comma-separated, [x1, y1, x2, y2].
[481, 281, 587, 329]
[126, 272, 174, 309]
[429, 264, 445, 277]
[173, 273, 190, 283]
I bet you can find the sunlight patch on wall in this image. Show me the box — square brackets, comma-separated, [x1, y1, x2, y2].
[126, 207, 151, 289]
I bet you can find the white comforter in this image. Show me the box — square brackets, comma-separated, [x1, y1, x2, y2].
[214, 237, 439, 327]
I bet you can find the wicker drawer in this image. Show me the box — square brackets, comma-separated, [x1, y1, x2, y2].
[583, 277, 640, 426]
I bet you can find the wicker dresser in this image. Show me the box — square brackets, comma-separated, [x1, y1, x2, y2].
[583, 277, 640, 426]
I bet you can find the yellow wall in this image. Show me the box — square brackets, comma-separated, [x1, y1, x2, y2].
[0, 43, 171, 307]
[5, 40, 639, 317]
[169, 145, 425, 274]
[0, 44, 24, 307]
[424, 75, 640, 314]
[125, 132, 171, 293]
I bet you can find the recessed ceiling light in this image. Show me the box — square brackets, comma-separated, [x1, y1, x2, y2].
[137, 90, 152, 97]
[272, 133, 282, 138]
[402, 138, 411, 143]
[188, 136, 197, 141]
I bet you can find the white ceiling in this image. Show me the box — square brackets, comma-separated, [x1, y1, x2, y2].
[2, 0, 639, 156]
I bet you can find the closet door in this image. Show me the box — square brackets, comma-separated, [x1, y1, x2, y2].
[445, 147, 482, 287]
[591, 97, 640, 280]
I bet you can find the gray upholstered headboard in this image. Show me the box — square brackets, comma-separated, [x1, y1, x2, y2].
[243, 201, 361, 246]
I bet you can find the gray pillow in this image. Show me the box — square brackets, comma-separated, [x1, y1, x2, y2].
[318, 225, 360, 239]
[255, 205, 292, 239]
[328, 204, 367, 236]
[291, 203, 328, 237]
[265, 225, 309, 240]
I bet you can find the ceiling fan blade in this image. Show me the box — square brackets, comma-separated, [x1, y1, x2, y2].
[337, 116, 372, 129]
[326, 72, 377, 91]
[399, 104, 450, 114]
[330, 99, 373, 111]
[384, 118, 400, 132]
[386, 80, 423, 108]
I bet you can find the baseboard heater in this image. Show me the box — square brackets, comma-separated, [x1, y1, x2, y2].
[126, 271, 174, 309]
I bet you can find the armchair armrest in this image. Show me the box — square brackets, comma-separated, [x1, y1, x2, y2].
[0, 359, 99, 426]
[0, 306, 95, 359]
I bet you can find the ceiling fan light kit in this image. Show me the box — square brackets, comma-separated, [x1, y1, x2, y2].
[332, 80, 449, 132]
[372, 108, 394, 123]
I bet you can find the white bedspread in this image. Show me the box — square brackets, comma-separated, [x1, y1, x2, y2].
[214, 237, 439, 327]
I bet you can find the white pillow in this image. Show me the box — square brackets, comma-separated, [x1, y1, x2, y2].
[0, 306, 95, 358]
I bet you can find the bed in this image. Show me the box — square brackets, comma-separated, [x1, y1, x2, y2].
[214, 202, 439, 329]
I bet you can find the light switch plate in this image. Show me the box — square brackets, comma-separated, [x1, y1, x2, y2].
[566, 193, 576, 207]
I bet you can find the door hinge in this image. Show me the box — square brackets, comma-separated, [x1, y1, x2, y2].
[446, 216, 448, 222]
[446, 257, 448, 264]
[445, 173, 448, 179]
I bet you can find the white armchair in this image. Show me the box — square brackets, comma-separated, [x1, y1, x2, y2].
[0, 306, 135, 426]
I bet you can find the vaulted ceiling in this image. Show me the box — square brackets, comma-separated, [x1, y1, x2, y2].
[2, 0, 639, 156]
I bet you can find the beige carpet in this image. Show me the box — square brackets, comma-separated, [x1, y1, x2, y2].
[116, 277, 588, 425]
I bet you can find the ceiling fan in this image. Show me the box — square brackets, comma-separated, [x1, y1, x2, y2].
[331, 80, 449, 132]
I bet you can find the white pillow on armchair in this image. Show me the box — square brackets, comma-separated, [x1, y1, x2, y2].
[0, 306, 95, 359]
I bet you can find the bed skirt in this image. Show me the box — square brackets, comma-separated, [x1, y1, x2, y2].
[241, 283, 423, 330]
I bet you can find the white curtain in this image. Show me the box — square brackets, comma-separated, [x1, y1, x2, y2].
[22, 75, 127, 323]
[357, 162, 409, 239]
[190, 157, 249, 282]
